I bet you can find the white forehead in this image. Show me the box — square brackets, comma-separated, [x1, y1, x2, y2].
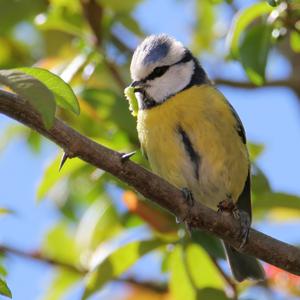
[130, 34, 186, 80]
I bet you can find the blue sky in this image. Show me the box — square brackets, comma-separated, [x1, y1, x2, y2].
[1, 0, 300, 299]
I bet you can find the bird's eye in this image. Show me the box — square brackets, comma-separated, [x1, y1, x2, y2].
[153, 66, 169, 77]
[147, 65, 169, 80]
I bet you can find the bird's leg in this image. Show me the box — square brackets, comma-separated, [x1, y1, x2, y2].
[120, 151, 136, 162]
[217, 197, 250, 249]
[181, 187, 195, 207]
[217, 198, 235, 213]
[236, 209, 251, 249]
[176, 187, 194, 236]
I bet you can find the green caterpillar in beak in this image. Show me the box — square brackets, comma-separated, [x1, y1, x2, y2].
[124, 86, 139, 117]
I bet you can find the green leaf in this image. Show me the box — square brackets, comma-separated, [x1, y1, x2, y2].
[26, 130, 42, 153]
[253, 191, 300, 220]
[248, 143, 264, 161]
[197, 288, 230, 300]
[0, 278, 12, 299]
[290, 31, 300, 53]
[18, 67, 80, 115]
[96, 0, 141, 12]
[37, 154, 84, 201]
[83, 239, 163, 299]
[0, 207, 14, 216]
[239, 24, 272, 85]
[42, 222, 80, 266]
[118, 15, 144, 37]
[48, 0, 81, 11]
[0, 265, 7, 277]
[0, 69, 56, 128]
[254, 192, 300, 211]
[36, 17, 84, 37]
[35, 0, 84, 38]
[121, 213, 145, 229]
[209, 0, 223, 4]
[169, 244, 196, 300]
[110, 96, 138, 142]
[227, 2, 273, 58]
[192, 0, 215, 53]
[267, 0, 280, 7]
[185, 244, 224, 289]
[0, 124, 26, 152]
[0, 0, 46, 34]
[252, 165, 271, 195]
[191, 231, 225, 259]
[41, 269, 80, 300]
[169, 244, 228, 300]
[76, 201, 122, 251]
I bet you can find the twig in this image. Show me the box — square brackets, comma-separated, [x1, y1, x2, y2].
[0, 244, 168, 293]
[210, 256, 238, 300]
[80, 0, 103, 47]
[0, 89, 300, 276]
[80, 0, 126, 90]
[103, 60, 127, 89]
[214, 78, 299, 93]
[115, 278, 168, 294]
[0, 244, 85, 274]
[111, 33, 134, 56]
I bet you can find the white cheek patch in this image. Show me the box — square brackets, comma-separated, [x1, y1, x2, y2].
[147, 60, 194, 103]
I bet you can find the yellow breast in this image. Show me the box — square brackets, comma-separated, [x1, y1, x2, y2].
[137, 84, 249, 209]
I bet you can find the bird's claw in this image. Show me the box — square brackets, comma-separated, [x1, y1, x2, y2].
[217, 198, 235, 214]
[178, 187, 195, 236]
[181, 187, 194, 208]
[236, 209, 251, 249]
[217, 198, 250, 249]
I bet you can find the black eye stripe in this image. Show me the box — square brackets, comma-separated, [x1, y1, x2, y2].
[144, 50, 193, 82]
[146, 65, 170, 81]
[174, 50, 193, 64]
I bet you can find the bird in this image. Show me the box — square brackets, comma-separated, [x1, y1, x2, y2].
[129, 34, 265, 282]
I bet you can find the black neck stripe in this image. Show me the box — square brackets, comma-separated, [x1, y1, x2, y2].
[177, 125, 201, 180]
[173, 49, 193, 65]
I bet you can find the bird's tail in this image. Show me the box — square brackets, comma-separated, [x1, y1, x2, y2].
[224, 242, 265, 282]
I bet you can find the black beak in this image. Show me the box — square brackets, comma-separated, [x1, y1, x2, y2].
[130, 80, 143, 87]
[130, 80, 145, 93]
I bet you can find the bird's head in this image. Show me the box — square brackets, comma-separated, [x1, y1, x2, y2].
[130, 34, 206, 109]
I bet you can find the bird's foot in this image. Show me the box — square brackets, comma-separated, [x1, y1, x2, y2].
[217, 198, 250, 249]
[176, 187, 194, 236]
[181, 187, 195, 208]
[217, 198, 235, 214]
[235, 209, 251, 249]
[120, 151, 136, 162]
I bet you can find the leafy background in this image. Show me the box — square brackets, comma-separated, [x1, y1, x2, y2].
[0, 0, 300, 299]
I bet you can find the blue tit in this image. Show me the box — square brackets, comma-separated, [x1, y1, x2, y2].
[129, 34, 265, 282]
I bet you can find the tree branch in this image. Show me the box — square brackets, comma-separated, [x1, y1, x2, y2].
[1, 89, 300, 276]
[0, 244, 85, 274]
[0, 244, 168, 293]
[214, 78, 299, 93]
[115, 278, 168, 294]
